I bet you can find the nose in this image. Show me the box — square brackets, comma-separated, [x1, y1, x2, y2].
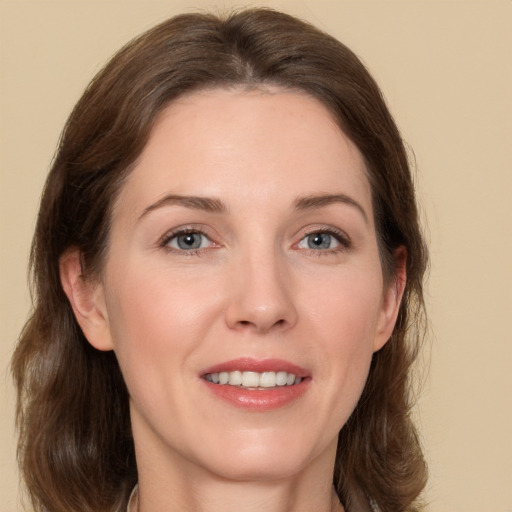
[224, 250, 298, 334]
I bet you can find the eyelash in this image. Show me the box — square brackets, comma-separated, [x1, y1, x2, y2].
[159, 227, 214, 256]
[159, 226, 351, 256]
[297, 227, 351, 256]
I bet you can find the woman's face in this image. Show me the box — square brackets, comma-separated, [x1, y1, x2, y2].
[86, 88, 402, 481]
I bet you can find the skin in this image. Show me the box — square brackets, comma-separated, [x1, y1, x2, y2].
[61, 88, 405, 512]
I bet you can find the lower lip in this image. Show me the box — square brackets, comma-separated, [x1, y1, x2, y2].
[202, 379, 310, 411]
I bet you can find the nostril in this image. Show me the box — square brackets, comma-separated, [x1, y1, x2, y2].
[225, 288, 298, 333]
[233, 318, 288, 332]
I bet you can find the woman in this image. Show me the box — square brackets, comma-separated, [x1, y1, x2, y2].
[12, 8, 428, 512]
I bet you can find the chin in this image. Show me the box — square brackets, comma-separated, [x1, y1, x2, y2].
[208, 455, 309, 483]
[194, 431, 333, 483]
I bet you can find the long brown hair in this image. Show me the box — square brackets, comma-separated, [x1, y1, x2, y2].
[12, 8, 428, 512]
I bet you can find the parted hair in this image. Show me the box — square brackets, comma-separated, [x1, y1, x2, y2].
[12, 8, 428, 512]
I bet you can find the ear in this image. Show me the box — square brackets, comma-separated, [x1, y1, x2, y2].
[373, 247, 407, 352]
[59, 249, 114, 351]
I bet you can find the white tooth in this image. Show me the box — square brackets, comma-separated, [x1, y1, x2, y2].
[211, 370, 302, 387]
[259, 372, 276, 388]
[275, 371, 288, 386]
[228, 371, 242, 385]
[242, 371, 260, 387]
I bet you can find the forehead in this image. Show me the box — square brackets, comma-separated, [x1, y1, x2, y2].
[114, 87, 372, 220]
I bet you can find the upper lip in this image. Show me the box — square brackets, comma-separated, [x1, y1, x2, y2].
[201, 358, 310, 378]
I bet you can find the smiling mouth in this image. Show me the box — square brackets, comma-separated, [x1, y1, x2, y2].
[204, 370, 302, 389]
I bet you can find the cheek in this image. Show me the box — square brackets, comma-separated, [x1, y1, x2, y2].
[106, 258, 218, 337]
[303, 268, 383, 400]
[306, 267, 383, 348]
[103, 263, 223, 391]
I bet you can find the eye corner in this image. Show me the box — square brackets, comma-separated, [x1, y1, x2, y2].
[294, 226, 352, 255]
[159, 226, 219, 254]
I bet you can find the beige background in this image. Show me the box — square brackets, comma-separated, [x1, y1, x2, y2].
[1, 1, 511, 510]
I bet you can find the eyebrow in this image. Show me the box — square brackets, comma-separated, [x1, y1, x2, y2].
[138, 192, 368, 223]
[138, 194, 226, 220]
[293, 193, 369, 224]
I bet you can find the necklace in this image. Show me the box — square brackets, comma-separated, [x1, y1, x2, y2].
[127, 485, 139, 512]
[125, 484, 372, 512]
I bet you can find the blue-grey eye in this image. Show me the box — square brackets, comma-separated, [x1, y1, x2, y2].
[168, 232, 209, 250]
[298, 232, 340, 250]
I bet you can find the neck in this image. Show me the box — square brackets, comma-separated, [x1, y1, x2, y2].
[131, 436, 343, 512]
[130, 479, 344, 512]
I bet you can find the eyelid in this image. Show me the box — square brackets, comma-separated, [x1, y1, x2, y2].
[294, 225, 352, 252]
[167, 232, 210, 250]
[158, 225, 219, 252]
[156, 223, 351, 255]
